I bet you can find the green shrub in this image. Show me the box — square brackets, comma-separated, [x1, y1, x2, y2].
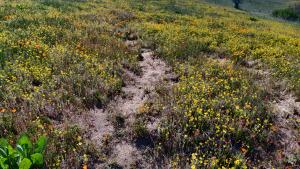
[272, 8, 299, 21]
[0, 134, 47, 169]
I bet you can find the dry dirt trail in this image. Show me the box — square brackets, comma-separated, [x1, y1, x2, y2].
[89, 36, 176, 168]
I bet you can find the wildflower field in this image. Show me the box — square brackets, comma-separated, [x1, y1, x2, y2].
[0, 0, 299, 168]
[0, 0, 139, 167]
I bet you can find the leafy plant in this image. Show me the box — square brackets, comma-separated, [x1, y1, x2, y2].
[0, 134, 47, 169]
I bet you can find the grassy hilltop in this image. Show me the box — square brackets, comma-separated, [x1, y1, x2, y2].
[0, 0, 299, 168]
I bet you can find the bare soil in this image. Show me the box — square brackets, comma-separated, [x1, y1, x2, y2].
[88, 38, 176, 168]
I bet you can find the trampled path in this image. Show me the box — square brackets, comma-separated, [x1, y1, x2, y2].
[90, 38, 175, 168]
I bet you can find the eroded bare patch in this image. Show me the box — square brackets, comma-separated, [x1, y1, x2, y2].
[85, 36, 176, 168]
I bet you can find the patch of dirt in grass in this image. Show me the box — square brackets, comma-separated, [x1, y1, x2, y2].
[272, 93, 300, 166]
[86, 36, 176, 168]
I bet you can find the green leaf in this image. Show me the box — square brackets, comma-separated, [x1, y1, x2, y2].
[0, 139, 8, 148]
[0, 157, 8, 169]
[19, 158, 32, 169]
[34, 136, 47, 153]
[0, 147, 7, 157]
[8, 152, 21, 167]
[6, 145, 15, 156]
[17, 134, 32, 151]
[30, 153, 43, 167]
[16, 145, 25, 158]
[0, 139, 14, 156]
[15, 154, 22, 166]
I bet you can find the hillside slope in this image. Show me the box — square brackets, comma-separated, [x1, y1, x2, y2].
[0, 0, 299, 168]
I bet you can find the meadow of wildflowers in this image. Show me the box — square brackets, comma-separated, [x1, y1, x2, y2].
[0, 0, 299, 168]
[128, 0, 299, 167]
[0, 0, 138, 167]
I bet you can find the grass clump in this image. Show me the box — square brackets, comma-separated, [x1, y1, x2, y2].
[132, 121, 149, 139]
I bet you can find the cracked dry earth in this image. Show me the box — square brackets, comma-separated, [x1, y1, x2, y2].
[89, 39, 175, 169]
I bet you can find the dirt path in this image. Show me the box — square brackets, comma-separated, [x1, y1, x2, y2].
[90, 38, 175, 168]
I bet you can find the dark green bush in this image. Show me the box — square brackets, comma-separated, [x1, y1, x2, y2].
[272, 8, 299, 21]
